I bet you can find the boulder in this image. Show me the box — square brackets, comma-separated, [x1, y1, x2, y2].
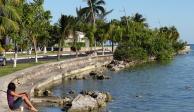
[107, 63, 114, 69]
[95, 75, 110, 80]
[68, 94, 98, 112]
[43, 90, 52, 97]
[89, 71, 98, 76]
[68, 90, 76, 94]
[118, 64, 125, 68]
[96, 93, 107, 107]
[110, 66, 120, 71]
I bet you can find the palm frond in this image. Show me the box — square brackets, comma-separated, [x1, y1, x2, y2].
[0, 16, 19, 34]
[2, 5, 20, 21]
[95, 6, 105, 14]
[96, 0, 105, 5]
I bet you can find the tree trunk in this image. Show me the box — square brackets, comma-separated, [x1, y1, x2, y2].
[57, 40, 61, 61]
[43, 46, 47, 54]
[94, 40, 97, 51]
[13, 51, 17, 68]
[32, 36, 38, 63]
[37, 47, 41, 53]
[76, 49, 78, 58]
[51, 46, 54, 52]
[13, 41, 17, 67]
[112, 40, 114, 53]
[89, 0, 96, 52]
[28, 47, 32, 55]
[3, 51, 5, 57]
[102, 42, 104, 56]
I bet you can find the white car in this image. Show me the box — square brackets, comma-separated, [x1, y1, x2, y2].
[0, 55, 6, 66]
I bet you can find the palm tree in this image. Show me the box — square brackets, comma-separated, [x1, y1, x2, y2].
[79, 0, 106, 51]
[0, 0, 22, 67]
[58, 15, 78, 60]
[0, 0, 21, 34]
[132, 13, 148, 27]
[79, 0, 106, 24]
[95, 20, 107, 55]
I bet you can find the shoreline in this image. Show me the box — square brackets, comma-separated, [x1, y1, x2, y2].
[0, 55, 112, 112]
[0, 45, 191, 111]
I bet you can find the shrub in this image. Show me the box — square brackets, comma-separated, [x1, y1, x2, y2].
[0, 45, 5, 54]
[4, 44, 13, 52]
[114, 43, 148, 61]
[70, 42, 83, 52]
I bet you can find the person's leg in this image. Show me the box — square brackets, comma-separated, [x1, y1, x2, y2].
[22, 95, 38, 111]
[12, 97, 23, 110]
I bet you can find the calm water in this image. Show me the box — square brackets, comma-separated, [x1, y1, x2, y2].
[38, 45, 194, 112]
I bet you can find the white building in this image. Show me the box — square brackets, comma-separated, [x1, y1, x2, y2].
[66, 31, 86, 43]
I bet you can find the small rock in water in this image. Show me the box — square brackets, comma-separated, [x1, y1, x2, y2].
[89, 71, 98, 76]
[184, 85, 192, 90]
[96, 75, 110, 80]
[80, 90, 89, 95]
[69, 90, 76, 94]
[135, 95, 143, 98]
[43, 90, 52, 96]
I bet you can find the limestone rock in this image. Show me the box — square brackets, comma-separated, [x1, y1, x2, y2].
[69, 94, 98, 112]
[96, 93, 107, 107]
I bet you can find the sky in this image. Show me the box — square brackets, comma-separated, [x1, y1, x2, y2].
[43, 0, 194, 44]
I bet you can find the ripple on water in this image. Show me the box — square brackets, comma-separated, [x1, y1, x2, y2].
[38, 50, 194, 112]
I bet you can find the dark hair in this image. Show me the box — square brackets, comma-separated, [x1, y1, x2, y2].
[7, 82, 16, 91]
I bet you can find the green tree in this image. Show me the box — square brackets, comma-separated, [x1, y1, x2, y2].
[79, 0, 106, 24]
[23, 0, 51, 63]
[0, 0, 20, 34]
[58, 15, 78, 60]
[78, 0, 106, 51]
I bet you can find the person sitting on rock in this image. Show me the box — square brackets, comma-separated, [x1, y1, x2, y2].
[7, 82, 38, 112]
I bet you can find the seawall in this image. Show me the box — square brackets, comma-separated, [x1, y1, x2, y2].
[0, 55, 113, 111]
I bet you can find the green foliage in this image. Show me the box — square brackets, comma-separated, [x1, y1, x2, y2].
[114, 44, 148, 61]
[70, 42, 83, 52]
[77, 0, 106, 23]
[0, 0, 21, 34]
[0, 44, 5, 54]
[4, 44, 13, 52]
[114, 14, 185, 61]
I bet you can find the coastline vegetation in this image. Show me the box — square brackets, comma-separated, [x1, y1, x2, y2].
[113, 17, 186, 61]
[0, 0, 186, 68]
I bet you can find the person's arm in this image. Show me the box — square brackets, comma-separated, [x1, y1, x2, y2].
[19, 92, 29, 98]
[10, 91, 25, 97]
[19, 92, 27, 95]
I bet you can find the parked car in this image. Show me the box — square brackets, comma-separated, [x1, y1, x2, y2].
[0, 55, 6, 66]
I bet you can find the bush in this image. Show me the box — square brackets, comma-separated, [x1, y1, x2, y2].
[70, 42, 83, 52]
[156, 49, 174, 60]
[0, 45, 5, 54]
[173, 41, 187, 52]
[114, 43, 148, 61]
[4, 44, 13, 52]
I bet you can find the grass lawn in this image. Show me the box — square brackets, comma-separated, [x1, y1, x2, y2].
[0, 60, 57, 77]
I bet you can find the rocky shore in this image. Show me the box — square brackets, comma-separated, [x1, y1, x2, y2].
[31, 49, 192, 111]
[64, 91, 112, 112]
[32, 58, 154, 111]
[33, 89, 112, 112]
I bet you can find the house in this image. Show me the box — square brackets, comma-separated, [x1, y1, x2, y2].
[66, 31, 86, 43]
